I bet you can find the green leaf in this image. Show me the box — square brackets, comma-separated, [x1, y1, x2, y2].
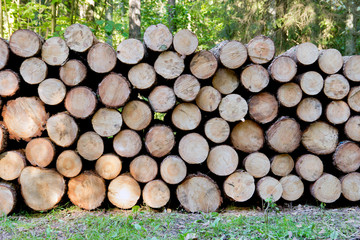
[115, 23, 122, 31]
[104, 24, 114, 34]
[95, 20, 105, 25]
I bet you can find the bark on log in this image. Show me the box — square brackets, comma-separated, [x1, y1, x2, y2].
[59, 59, 87, 86]
[195, 86, 221, 112]
[310, 173, 341, 203]
[268, 56, 297, 82]
[65, 86, 97, 119]
[256, 176, 283, 202]
[148, 85, 176, 112]
[323, 74, 350, 100]
[143, 24, 172, 52]
[77, 131, 104, 161]
[179, 133, 209, 164]
[154, 51, 185, 79]
[0, 124, 6, 153]
[270, 154, 294, 177]
[98, 73, 131, 108]
[122, 100, 152, 131]
[219, 94, 248, 122]
[41, 37, 69, 66]
[347, 86, 360, 112]
[277, 83, 302, 107]
[231, 120, 264, 153]
[325, 100, 350, 125]
[219, 41, 247, 69]
[91, 108, 122, 137]
[145, 125, 175, 158]
[108, 174, 141, 209]
[9, 29, 42, 58]
[243, 152, 270, 178]
[116, 39, 146, 64]
[20, 57, 47, 85]
[113, 129, 142, 158]
[212, 68, 239, 95]
[173, 74, 200, 102]
[333, 141, 360, 173]
[223, 170, 255, 202]
[248, 92, 278, 124]
[318, 49, 343, 74]
[173, 29, 198, 56]
[295, 154, 323, 182]
[280, 175, 304, 201]
[0, 69, 20, 97]
[95, 153, 122, 180]
[190, 50, 218, 79]
[341, 172, 360, 201]
[46, 112, 78, 147]
[247, 35, 275, 64]
[56, 150, 82, 178]
[38, 78, 66, 105]
[345, 116, 360, 142]
[0, 150, 26, 181]
[143, 179, 170, 208]
[128, 63, 156, 90]
[0, 38, 9, 70]
[282, 42, 319, 65]
[298, 71, 323, 96]
[207, 145, 238, 176]
[87, 43, 117, 73]
[204, 117, 230, 144]
[240, 64, 269, 93]
[25, 138, 55, 168]
[172, 103, 201, 131]
[130, 155, 158, 183]
[296, 97, 322, 122]
[343, 55, 360, 82]
[64, 23, 96, 52]
[0, 182, 16, 216]
[160, 155, 187, 185]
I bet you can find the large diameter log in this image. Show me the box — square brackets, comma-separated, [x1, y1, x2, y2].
[148, 85, 176, 112]
[113, 129, 142, 158]
[0, 124, 6, 153]
[143, 24, 172, 52]
[268, 56, 297, 82]
[77, 131, 104, 161]
[256, 176, 283, 202]
[295, 154, 323, 182]
[271, 154, 294, 177]
[173, 74, 200, 102]
[204, 117, 230, 144]
[173, 29, 198, 56]
[190, 50, 218, 79]
[68, 171, 106, 210]
[310, 173, 341, 203]
[59, 59, 87, 86]
[223, 170, 255, 202]
[326, 101, 350, 125]
[9, 29, 42, 58]
[323, 74, 350, 100]
[154, 51, 185, 79]
[283, 42, 319, 65]
[296, 98, 322, 122]
[277, 83, 302, 107]
[108, 174, 141, 209]
[25, 138, 55, 168]
[46, 112, 78, 147]
[145, 125, 175, 158]
[143, 180, 170, 208]
[0, 150, 26, 181]
[248, 92, 278, 124]
[345, 116, 360, 142]
[280, 175, 304, 201]
[0, 182, 16, 216]
[341, 172, 360, 201]
[302, 121, 338, 155]
[130, 155, 158, 183]
[20, 57, 48, 85]
[298, 71, 324, 96]
[128, 63, 156, 90]
[176, 174, 222, 213]
[266, 117, 301, 153]
[19, 166, 65, 211]
[91, 108, 122, 137]
[2, 97, 48, 141]
[41, 37, 69, 66]
[207, 145, 238, 176]
[219, 41, 247, 69]
[116, 39, 145, 64]
[195, 86, 221, 112]
[64, 23, 96, 52]
[160, 155, 187, 185]
[87, 43, 117, 73]
[219, 94, 248, 122]
[347, 86, 360, 112]
[240, 64, 269, 93]
[179, 133, 209, 164]
[65, 86, 97, 119]
[212, 68, 239, 95]
[333, 141, 360, 173]
[318, 49, 343, 74]
[56, 150, 82, 178]
[343, 55, 360, 82]
[95, 153, 122, 180]
[247, 35, 275, 64]
[38, 78, 66, 105]
[243, 152, 270, 178]
[0, 38, 9, 70]
[0, 70, 20, 97]
[231, 120, 264, 153]
[98, 73, 131, 108]
[122, 100, 152, 131]
[172, 103, 201, 131]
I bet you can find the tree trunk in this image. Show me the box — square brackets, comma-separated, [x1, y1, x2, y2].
[0, 150, 25, 181]
[223, 170, 255, 202]
[297, 71, 323, 96]
[256, 176, 283, 202]
[25, 138, 55, 168]
[9, 29, 42, 58]
[318, 49, 343, 74]
[270, 154, 294, 177]
[0, 38, 9, 70]
[160, 155, 187, 185]
[116, 39, 146, 65]
[296, 97, 322, 123]
[65, 86, 97, 119]
[240, 64, 269, 93]
[173, 74, 200, 102]
[38, 78, 66, 105]
[64, 24, 96, 52]
[207, 145, 238, 176]
[195, 86, 221, 112]
[122, 100, 152, 131]
[143, 179, 170, 208]
[108, 174, 141, 209]
[212, 68, 239, 95]
[231, 120, 264, 153]
[0, 70, 19, 97]
[46, 112, 78, 147]
[0, 182, 16, 215]
[148, 85, 176, 113]
[179, 133, 209, 164]
[91, 108, 122, 138]
[295, 154, 323, 182]
[20, 57, 48, 85]
[243, 152, 270, 178]
[248, 92, 278, 124]
[280, 175, 304, 201]
[77, 131, 104, 161]
[167, 0, 176, 32]
[59, 59, 87, 86]
[105, 0, 113, 46]
[204, 117, 230, 144]
[172, 103, 201, 131]
[277, 83, 302, 107]
[310, 173, 341, 203]
[173, 29, 198, 56]
[128, 63, 156, 90]
[144, 24, 173, 52]
[129, 0, 141, 40]
[56, 150, 82, 178]
[0, 123, 6, 153]
[95, 153, 122, 180]
[145, 125, 175, 158]
[113, 129, 142, 158]
[345, 0, 356, 55]
[51, 2, 56, 35]
[333, 141, 360, 173]
[87, 43, 117, 73]
[130, 155, 158, 183]
[41, 37, 69, 66]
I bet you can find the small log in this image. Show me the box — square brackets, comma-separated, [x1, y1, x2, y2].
[326, 100, 350, 125]
[160, 155, 187, 185]
[113, 129, 142, 158]
[240, 64, 269, 93]
[266, 117, 302, 153]
[95, 153, 122, 180]
[207, 145, 238, 176]
[116, 38, 146, 64]
[91, 108, 122, 137]
[248, 92, 278, 124]
[247, 35, 275, 64]
[190, 50, 218, 79]
[2, 97, 48, 141]
[231, 120, 264, 153]
[0, 124, 6, 153]
[343, 55, 360, 82]
[282, 42, 319, 65]
[0, 182, 16, 215]
[318, 49, 343, 74]
[148, 85, 176, 112]
[280, 175, 304, 201]
[143, 179, 170, 208]
[68, 171, 106, 210]
[298, 71, 323, 96]
[145, 125, 175, 158]
[277, 83, 303, 107]
[176, 174, 222, 213]
[9, 29, 42, 58]
[143, 24, 172, 52]
[310, 173, 341, 203]
[20, 57, 48, 85]
[38, 78, 66, 105]
[256, 176, 283, 202]
[64, 23, 96, 52]
[347, 86, 360, 112]
[243, 152, 270, 178]
[46, 112, 78, 147]
[173, 29, 198, 56]
[179, 133, 209, 164]
[19, 166, 65, 211]
[172, 103, 201, 131]
[295, 154, 323, 182]
[128, 63, 156, 90]
[41, 37, 69, 66]
[108, 174, 141, 209]
[204, 117, 230, 144]
[122, 100, 152, 131]
[98, 73, 131, 108]
[195, 86, 222, 112]
[65, 86, 97, 119]
[0, 38, 9, 70]
[56, 150, 82, 178]
[219, 94, 248, 122]
[59, 59, 87, 86]
[268, 56, 297, 82]
[323, 74, 350, 100]
[154, 51, 185, 79]
[130, 155, 158, 183]
[212, 68, 239, 95]
[223, 170, 255, 202]
[341, 172, 360, 201]
[345, 116, 360, 142]
[87, 42, 117, 73]
[302, 121, 338, 155]
[25, 138, 55, 168]
[271, 154, 294, 177]
[77, 131, 104, 161]
[0, 70, 20, 97]
[296, 97, 322, 122]
[219, 40, 247, 69]
[0, 150, 26, 181]
[333, 141, 360, 173]
[173, 74, 200, 102]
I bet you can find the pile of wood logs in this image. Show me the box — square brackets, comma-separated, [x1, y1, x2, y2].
[1, 23, 360, 215]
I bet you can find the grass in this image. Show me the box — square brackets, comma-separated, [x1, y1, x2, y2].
[1, 204, 360, 239]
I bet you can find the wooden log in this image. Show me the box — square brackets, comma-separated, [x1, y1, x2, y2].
[207, 145, 238, 176]
[318, 49, 343, 74]
[0, 38, 9, 70]
[345, 116, 360, 142]
[268, 56, 297, 82]
[323, 74, 350, 100]
[343, 55, 360, 82]
[190, 50, 218, 79]
[145, 125, 175, 158]
[154, 51, 185, 79]
[122, 100, 152, 131]
[108, 174, 141, 209]
[95, 153, 122, 180]
[231, 120, 264, 153]
[143, 23, 172, 52]
[77, 131, 104, 161]
[130, 155, 158, 183]
[195, 86, 221, 112]
[25, 138, 55, 168]
[0, 182, 16, 216]
[0, 69, 20, 97]
[240, 64, 269, 93]
[266, 117, 301, 153]
[0, 124, 6, 153]
[2, 97, 48, 141]
[20, 57, 48, 85]
[219, 40, 247, 69]
[91, 108, 122, 137]
[302, 121, 338, 155]
[212, 68, 239, 95]
[116, 38, 146, 64]
[326, 100, 350, 125]
[243, 151, 270, 178]
[296, 97, 322, 122]
[204, 117, 230, 143]
[256, 176, 283, 202]
[270, 154, 294, 177]
[113, 129, 142, 158]
[19, 166, 65, 211]
[295, 154, 323, 182]
[38, 78, 66, 105]
[87, 42, 117, 73]
[282, 42, 319, 65]
[333, 141, 360, 173]
[56, 150, 82, 178]
[347, 86, 360, 112]
[176, 174, 222, 213]
[98, 73, 131, 108]
[64, 23, 96, 52]
[68, 171, 106, 210]
[9, 29, 42, 58]
[65, 86, 97, 119]
[148, 85, 176, 112]
[173, 74, 200, 102]
[310, 173, 341, 203]
[298, 71, 324, 96]
[0, 150, 26, 181]
[172, 103, 201, 131]
[247, 35, 275, 64]
[160, 155, 187, 185]
[219, 94, 248, 122]
[41, 37, 69, 66]
[128, 63, 156, 90]
[341, 172, 360, 201]
[280, 175, 304, 201]
[59, 59, 87, 86]
[46, 112, 78, 147]
[179, 133, 209, 164]
[223, 170, 255, 202]
[143, 179, 170, 208]
[277, 82, 303, 107]
[173, 29, 198, 56]
[248, 92, 278, 124]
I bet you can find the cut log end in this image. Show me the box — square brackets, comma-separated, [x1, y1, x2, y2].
[144, 24, 172, 52]
[65, 86, 97, 119]
[195, 86, 221, 112]
[224, 170, 255, 202]
[190, 51, 218, 79]
[0, 182, 16, 216]
[212, 68, 239, 95]
[117, 38, 145, 64]
[244, 152, 270, 178]
[318, 49, 343, 74]
[98, 73, 131, 108]
[0, 150, 26, 181]
[220, 41, 247, 69]
[333, 141, 360, 173]
[247, 35, 275, 64]
[59, 59, 87, 86]
[173, 29, 198, 56]
[179, 133, 209, 164]
[113, 129, 142, 158]
[269, 56, 297, 82]
[277, 83, 302, 108]
[310, 173, 341, 203]
[271, 154, 294, 177]
[20, 57, 48, 85]
[0, 70, 20, 97]
[256, 176, 283, 202]
[280, 175, 304, 201]
[326, 101, 350, 125]
[38, 78, 66, 105]
[347, 86, 360, 112]
[56, 150, 82, 178]
[0, 38, 9, 70]
[145, 125, 175, 158]
[87, 43, 117, 73]
[298, 71, 323, 96]
[77, 131, 104, 161]
[160, 155, 187, 185]
[231, 120, 264, 153]
[343, 55, 360, 82]
[296, 98, 322, 123]
[108, 174, 141, 209]
[296, 154, 323, 182]
[296, 42, 319, 65]
[149, 86, 176, 113]
[219, 94, 248, 122]
[154, 51, 185, 79]
[122, 100, 152, 131]
[64, 23, 95, 52]
[128, 63, 156, 90]
[41, 37, 69, 66]
[341, 172, 360, 201]
[91, 108, 122, 137]
[324, 74, 349, 100]
[130, 155, 158, 183]
[174, 74, 200, 102]
[204, 117, 230, 144]
[248, 92, 278, 124]
[241, 65, 269, 93]
[95, 153, 122, 180]
[172, 103, 201, 131]
[207, 145, 238, 176]
[25, 138, 55, 168]
[10, 29, 42, 58]
[345, 116, 360, 142]
[143, 180, 170, 208]
[46, 112, 78, 147]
